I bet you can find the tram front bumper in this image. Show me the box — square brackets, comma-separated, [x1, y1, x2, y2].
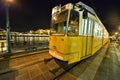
[49, 49, 68, 61]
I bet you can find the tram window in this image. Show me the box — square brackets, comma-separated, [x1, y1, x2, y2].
[90, 19, 94, 35]
[51, 21, 67, 34]
[81, 19, 88, 35]
[88, 18, 93, 36]
[58, 22, 66, 33]
[51, 23, 58, 33]
[94, 22, 103, 37]
[51, 10, 68, 35]
[94, 21, 99, 37]
[68, 10, 79, 36]
[80, 18, 93, 36]
[99, 25, 103, 37]
[84, 19, 88, 35]
[88, 19, 91, 35]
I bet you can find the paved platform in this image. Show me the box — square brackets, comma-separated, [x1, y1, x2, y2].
[93, 42, 120, 80]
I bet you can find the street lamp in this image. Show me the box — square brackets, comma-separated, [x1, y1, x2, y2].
[5, 0, 14, 3]
[5, 0, 14, 53]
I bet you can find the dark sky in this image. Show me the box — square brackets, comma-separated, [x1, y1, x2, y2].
[0, 0, 120, 34]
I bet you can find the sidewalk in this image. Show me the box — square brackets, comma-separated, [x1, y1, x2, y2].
[112, 42, 120, 62]
[93, 42, 120, 80]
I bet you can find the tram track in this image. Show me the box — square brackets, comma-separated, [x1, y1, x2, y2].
[47, 58, 92, 80]
[52, 62, 79, 80]
[0, 49, 53, 75]
[0, 57, 53, 75]
[0, 48, 49, 61]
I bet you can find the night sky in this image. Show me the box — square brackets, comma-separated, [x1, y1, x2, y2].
[0, 0, 120, 34]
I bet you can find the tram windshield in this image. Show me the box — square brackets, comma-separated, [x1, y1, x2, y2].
[51, 10, 68, 35]
[68, 10, 79, 36]
[51, 10, 79, 36]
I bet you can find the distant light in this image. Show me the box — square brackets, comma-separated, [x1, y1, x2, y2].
[2, 0, 14, 4]
[115, 32, 118, 35]
[6, 0, 14, 3]
[118, 26, 120, 30]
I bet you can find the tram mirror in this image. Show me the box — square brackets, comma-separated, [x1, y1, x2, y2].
[83, 10, 88, 19]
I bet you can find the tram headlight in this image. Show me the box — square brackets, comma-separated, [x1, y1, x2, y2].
[53, 16, 57, 21]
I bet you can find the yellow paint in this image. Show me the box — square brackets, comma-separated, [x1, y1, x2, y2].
[49, 35, 108, 64]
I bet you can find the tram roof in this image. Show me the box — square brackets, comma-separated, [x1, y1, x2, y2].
[74, 2, 96, 15]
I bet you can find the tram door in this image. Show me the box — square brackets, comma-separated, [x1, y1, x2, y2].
[82, 18, 93, 57]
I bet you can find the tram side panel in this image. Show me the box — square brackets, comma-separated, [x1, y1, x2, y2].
[80, 12, 102, 56]
[92, 37, 103, 55]
[103, 29, 109, 45]
[91, 22, 109, 55]
[49, 35, 82, 64]
[66, 37, 82, 64]
[91, 20, 103, 55]
[79, 18, 93, 59]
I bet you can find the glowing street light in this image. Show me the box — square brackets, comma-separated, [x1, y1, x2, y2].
[4, 0, 14, 53]
[118, 26, 120, 31]
[115, 32, 118, 35]
[6, 0, 14, 3]
[1, 0, 14, 4]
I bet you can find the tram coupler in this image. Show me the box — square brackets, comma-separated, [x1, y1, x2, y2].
[44, 57, 53, 64]
[49, 67, 61, 75]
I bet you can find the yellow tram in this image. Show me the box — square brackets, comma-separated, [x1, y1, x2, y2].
[49, 2, 109, 64]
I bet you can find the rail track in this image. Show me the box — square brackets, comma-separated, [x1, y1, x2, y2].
[52, 62, 79, 80]
[0, 48, 49, 61]
[0, 49, 53, 75]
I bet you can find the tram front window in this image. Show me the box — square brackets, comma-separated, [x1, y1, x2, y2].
[51, 10, 68, 35]
[67, 10, 79, 36]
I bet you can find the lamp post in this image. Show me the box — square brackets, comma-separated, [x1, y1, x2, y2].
[6, 3, 11, 53]
[5, 0, 14, 53]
